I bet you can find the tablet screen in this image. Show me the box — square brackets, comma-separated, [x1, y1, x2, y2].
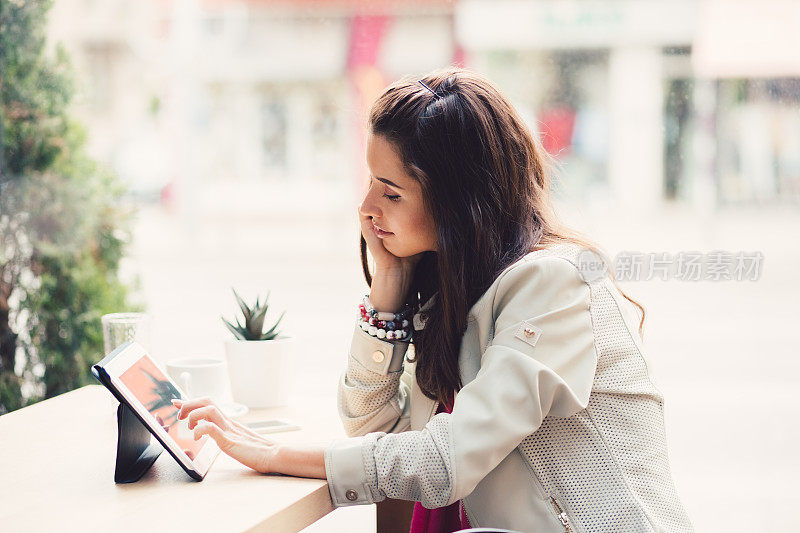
[117, 353, 209, 462]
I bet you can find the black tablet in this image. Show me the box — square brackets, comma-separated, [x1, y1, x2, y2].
[92, 341, 221, 480]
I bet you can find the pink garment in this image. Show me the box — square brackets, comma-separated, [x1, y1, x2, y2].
[409, 393, 471, 533]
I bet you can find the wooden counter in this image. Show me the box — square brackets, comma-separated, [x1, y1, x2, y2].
[0, 385, 343, 532]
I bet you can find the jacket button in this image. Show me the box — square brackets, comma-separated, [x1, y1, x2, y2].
[345, 489, 358, 501]
[372, 350, 385, 363]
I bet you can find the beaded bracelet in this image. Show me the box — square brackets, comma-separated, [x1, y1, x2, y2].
[361, 295, 413, 322]
[358, 318, 410, 340]
[358, 295, 413, 341]
[357, 311, 411, 339]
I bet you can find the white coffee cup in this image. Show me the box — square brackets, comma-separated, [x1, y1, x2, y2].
[166, 357, 234, 406]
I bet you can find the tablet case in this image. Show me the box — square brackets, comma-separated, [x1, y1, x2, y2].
[114, 401, 164, 483]
[92, 341, 204, 483]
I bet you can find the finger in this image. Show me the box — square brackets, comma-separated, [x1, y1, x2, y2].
[359, 213, 379, 245]
[196, 422, 275, 474]
[187, 404, 230, 431]
[193, 420, 234, 453]
[175, 396, 216, 420]
[172, 396, 214, 420]
[359, 213, 390, 263]
[359, 211, 380, 238]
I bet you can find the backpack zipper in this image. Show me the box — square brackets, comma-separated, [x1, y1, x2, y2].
[549, 496, 574, 533]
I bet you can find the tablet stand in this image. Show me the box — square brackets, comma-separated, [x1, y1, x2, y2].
[114, 402, 164, 483]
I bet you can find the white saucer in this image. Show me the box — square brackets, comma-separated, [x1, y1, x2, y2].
[220, 402, 249, 419]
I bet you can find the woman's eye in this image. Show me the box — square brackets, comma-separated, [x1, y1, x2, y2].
[382, 193, 401, 202]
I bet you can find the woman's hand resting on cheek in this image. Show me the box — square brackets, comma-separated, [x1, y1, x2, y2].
[172, 397, 279, 474]
[359, 210, 423, 312]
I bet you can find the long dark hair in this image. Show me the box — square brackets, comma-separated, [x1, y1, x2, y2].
[359, 66, 645, 406]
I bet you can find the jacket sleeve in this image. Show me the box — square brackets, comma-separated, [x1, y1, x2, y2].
[335, 319, 414, 438]
[324, 256, 598, 508]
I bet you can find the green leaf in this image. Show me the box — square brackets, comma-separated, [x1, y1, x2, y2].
[232, 288, 251, 323]
[260, 310, 285, 340]
[221, 317, 246, 340]
[255, 290, 271, 316]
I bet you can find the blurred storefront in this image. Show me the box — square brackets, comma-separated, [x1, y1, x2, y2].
[693, 0, 800, 206]
[456, 0, 800, 211]
[46, 0, 800, 213]
[47, 0, 459, 215]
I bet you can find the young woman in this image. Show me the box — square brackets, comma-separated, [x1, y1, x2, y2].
[175, 67, 694, 532]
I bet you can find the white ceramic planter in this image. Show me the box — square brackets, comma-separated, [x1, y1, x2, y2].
[223, 335, 294, 408]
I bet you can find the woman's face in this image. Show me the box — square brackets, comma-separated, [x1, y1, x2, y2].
[359, 132, 438, 257]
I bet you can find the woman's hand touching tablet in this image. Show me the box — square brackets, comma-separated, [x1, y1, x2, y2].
[172, 397, 279, 474]
[173, 396, 328, 479]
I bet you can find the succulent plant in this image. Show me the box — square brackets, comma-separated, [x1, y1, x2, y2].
[221, 288, 285, 341]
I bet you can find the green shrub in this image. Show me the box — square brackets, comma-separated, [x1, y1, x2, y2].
[0, 0, 140, 413]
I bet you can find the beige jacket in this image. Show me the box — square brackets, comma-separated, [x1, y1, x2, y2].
[324, 243, 693, 532]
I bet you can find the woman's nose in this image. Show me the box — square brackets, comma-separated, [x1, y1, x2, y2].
[358, 191, 381, 219]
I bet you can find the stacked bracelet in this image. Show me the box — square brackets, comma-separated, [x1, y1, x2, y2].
[361, 295, 413, 321]
[358, 295, 413, 341]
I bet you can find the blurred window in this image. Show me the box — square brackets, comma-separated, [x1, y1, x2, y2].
[261, 95, 288, 173]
